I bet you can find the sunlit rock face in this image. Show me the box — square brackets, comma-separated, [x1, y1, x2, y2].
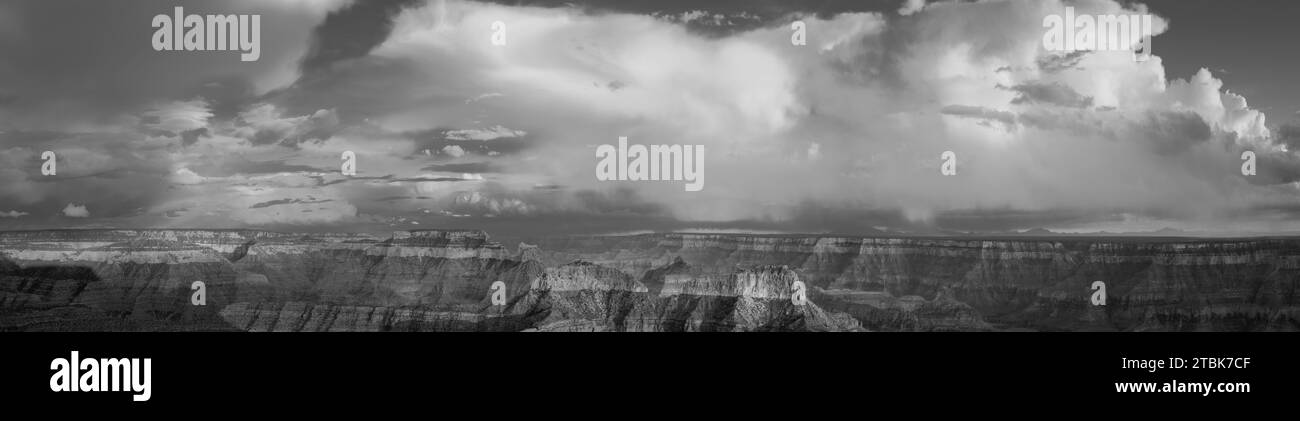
[531, 234, 1300, 331]
[2, 229, 1297, 331]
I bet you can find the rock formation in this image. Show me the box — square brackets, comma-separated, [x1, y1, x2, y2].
[2, 230, 1297, 331]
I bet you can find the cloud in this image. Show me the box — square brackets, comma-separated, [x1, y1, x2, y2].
[62, 204, 89, 218]
[250, 198, 333, 209]
[941, 105, 1019, 126]
[422, 162, 498, 173]
[233, 104, 341, 146]
[1278, 123, 1300, 151]
[233, 199, 357, 225]
[1159, 68, 1270, 140]
[0, 0, 351, 131]
[0, 210, 28, 218]
[1130, 110, 1214, 155]
[441, 145, 466, 157]
[652, 9, 764, 30]
[143, 99, 213, 134]
[298, 0, 419, 74]
[172, 168, 207, 185]
[443, 125, 527, 141]
[898, 0, 927, 16]
[465, 92, 503, 103]
[1004, 82, 1093, 108]
[2, 0, 1297, 235]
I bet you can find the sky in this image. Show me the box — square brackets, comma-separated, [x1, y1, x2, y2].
[2, 0, 1300, 237]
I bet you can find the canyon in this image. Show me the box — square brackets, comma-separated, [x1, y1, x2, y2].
[1, 229, 1297, 331]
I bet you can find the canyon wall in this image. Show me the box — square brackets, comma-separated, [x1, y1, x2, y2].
[533, 234, 1300, 331]
[2, 230, 1296, 331]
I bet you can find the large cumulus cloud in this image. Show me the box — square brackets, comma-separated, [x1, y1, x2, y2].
[318, 0, 1287, 232]
[3, 0, 1299, 235]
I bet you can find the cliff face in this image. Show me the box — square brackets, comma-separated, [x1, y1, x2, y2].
[0, 229, 858, 331]
[2, 229, 1297, 331]
[512, 261, 861, 332]
[532, 234, 1300, 331]
[0, 229, 534, 331]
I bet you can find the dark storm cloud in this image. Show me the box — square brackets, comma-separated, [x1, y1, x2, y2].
[180, 128, 209, 146]
[0, 0, 341, 130]
[270, 57, 432, 122]
[234, 106, 342, 147]
[1251, 151, 1300, 185]
[377, 196, 433, 202]
[317, 174, 467, 187]
[405, 129, 532, 157]
[439, 185, 667, 218]
[940, 105, 1018, 126]
[944, 106, 1211, 157]
[1276, 123, 1300, 151]
[1036, 51, 1088, 73]
[1016, 109, 1111, 137]
[187, 159, 327, 178]
[1004, 82, 1094, 108]
[298, 0, 421, 74]
[477, 0, 899, 35]
[194, 78, 261, 120]
[421, 162, 500, 173]
[0, 132, 174, 223]
[1132, 110, 1213, 155]
[390, 176, 471, 182]
[250, 198, 334, 209]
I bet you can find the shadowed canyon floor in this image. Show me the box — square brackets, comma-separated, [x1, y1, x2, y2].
[1, 229, 1297, 331]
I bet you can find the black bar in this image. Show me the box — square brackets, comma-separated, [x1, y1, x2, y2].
[1, 332, 1290, 413]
